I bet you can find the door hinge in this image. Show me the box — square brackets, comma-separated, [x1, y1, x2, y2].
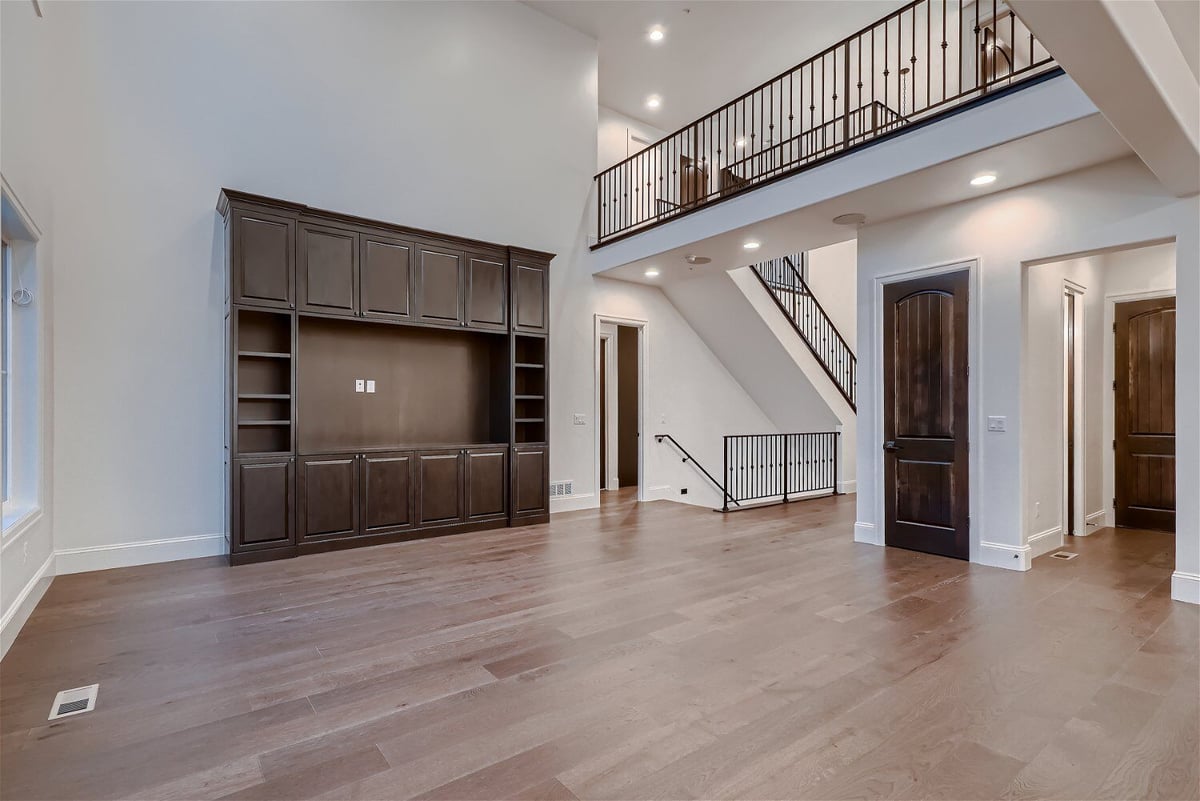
[1112, 322, 1117, 332]
[1112, 439, 1117, 450]
[966, 515, 970, 529]
[1112, 379, 1117, 390]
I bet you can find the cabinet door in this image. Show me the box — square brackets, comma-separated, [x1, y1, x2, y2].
[416, 450, 464, 526]
[232, 210, 295, 309]
[233, 457, 294, 550]
[465, 255, 507, 331]
[512, 446, 548, 518]
[360, 451, 415, 534]
[512, 260, 548, 333]
[361, 234, 413, 320]
[298, 455, 359, 540]
[416, 247, 464, 325]
[466, 448, 507, 521]
[298, 224, 358, 316]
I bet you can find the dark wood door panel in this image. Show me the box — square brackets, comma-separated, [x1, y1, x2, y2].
[417, 450, 464, 526]
[361, 452, 415, 533]
[417, 248, 464, 325]
[233, 458, 294, 550]
[466, 256, 507, 331]
[233, 210, 295, 309]
[512, 446, 548, 517]
[361, 235, 413, 320]
[299, 455, 359, 540]
[512, 262, 548, 333]
[466, 448, 507, 520]
[298, 224, 358, 315]
[1116, 297, 1176, 531]
[883, 271, 969, 560]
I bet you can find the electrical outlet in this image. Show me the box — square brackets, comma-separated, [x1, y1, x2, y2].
[680, 488, 688, 495]
[355, 379, 365, 393]
[573, 414, 586, 426]
[366, 380, 376, 393]
[1034, 501, 1040, 519]
[987, 415, 1006, 432]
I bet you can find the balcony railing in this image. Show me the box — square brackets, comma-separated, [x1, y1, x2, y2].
[594, 0, 1058, 245]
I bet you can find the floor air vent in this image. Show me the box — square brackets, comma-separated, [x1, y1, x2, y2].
[1050, 551, 1079, 561]
[48, 684, 98, 721]
[550, 480, 573, 498]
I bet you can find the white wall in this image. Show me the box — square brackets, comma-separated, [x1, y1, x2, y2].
[856, 157, 1198, 605]
[805, 240, 857, 351]
[0, 0, 786, 593]
[598, 106, 667, 173]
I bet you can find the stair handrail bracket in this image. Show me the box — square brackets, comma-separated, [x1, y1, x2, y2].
[593, 0, 1057, 245]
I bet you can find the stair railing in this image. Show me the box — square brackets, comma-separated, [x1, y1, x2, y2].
[751, 253, 856, 410]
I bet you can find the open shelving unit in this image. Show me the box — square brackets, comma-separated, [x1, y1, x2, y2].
[513, 334, 546, 445]
[234, 308, 294, 456]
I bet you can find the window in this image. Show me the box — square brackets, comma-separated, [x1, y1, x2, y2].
[1, 239, 10, 507]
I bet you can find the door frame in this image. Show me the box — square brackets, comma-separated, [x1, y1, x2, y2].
[1062, 280, 1086, 537]
[594, 314, 646, 503]
[1104, 287, 1177, 529]
[872, 258, 981, 561]
[597, 323, 619, 491]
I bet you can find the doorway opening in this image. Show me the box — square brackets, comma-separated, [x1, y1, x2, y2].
[1022, 241, 1176, 564]
[595, 316, 644, 505]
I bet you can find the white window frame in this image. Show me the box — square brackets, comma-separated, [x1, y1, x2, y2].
[1, 238, 11, 511]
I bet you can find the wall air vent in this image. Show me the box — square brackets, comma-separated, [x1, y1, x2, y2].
[550, 480, 573, 498]
[48, 684, 99, 721]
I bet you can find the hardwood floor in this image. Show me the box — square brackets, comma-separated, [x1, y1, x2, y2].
[1, 497, 1196, 800]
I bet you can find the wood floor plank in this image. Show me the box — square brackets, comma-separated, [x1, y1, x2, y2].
[1, 497, 1194, 801]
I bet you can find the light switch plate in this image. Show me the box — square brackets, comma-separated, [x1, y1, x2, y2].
[573, 413, 586, 426]
[987, 415, 1006, 432]
[366, 380, 376, 393]
[355, 379, 365, 393]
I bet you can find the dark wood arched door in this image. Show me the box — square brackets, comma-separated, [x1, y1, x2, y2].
[883, 270, 970, 560]
[1115, 296, 1176, 532]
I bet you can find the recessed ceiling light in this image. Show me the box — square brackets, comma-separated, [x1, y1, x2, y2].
[648, 26, 664, 42]
[685, 254, 711, 265]
[832, 212, 867, 226]
[645, 95, 662, 110]
[644, 266, 660, 277]
[970, 173, 997, 186]
[743, 241, 761, 251]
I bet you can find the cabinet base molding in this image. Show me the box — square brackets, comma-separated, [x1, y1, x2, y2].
[230, 516, 516, 566]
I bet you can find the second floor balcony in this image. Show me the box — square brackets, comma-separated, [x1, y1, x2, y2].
[593, 0, 1059, 247]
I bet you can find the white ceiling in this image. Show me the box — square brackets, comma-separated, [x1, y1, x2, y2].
[595, 114, 1134, 286]
[525, 0, 903, 131]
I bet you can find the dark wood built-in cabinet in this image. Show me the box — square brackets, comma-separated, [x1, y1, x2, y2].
[220, 189, 552, 565]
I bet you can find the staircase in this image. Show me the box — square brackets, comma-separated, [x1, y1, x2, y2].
[750, 254, 856, 411]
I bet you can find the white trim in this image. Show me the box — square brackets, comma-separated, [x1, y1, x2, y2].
[871, 258, 983, 562]
[1061, 281, 1086, 538]
[1028, 525, 1064, 558]
[0, 506, 41, 550]
[837, 479, 857, 494]
[979, 539, 1031, 571]
[1, 550, 54, 659]
[1084, 508, 1107, 532]
[0, 175, 43, 240]
[593, 314, 647, 504]
[1170, 571, 1200, 605]
[549, 493, 597, 514]
[55, 533, 225, 575]
[643, 484, 672, 501]
[854, 521, 881, 545]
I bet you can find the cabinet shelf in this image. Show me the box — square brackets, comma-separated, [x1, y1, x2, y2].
[238, 350, 292, 360]
[238, 420, 292, 426]
[239, 393, 292, 400]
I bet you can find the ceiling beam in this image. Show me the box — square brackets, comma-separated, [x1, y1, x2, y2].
[1010, 0, 1199, 197]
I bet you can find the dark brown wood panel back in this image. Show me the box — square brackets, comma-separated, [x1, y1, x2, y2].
[883, 270, 969, 560]
[1115, 296, 1176, 531]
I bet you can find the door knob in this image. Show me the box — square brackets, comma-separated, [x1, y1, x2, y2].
[883, 441, 901, 452]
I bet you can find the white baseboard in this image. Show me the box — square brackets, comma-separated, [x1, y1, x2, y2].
[837, 480, 857, 494]
[549, 493, 597, 514]
[1028, 526, 1063, 558]
[55, 533, 226, 575]
[643, 484, 673, 501]
[1171, 571, 1200, 605]
[1, 552, 55, 659]
[854, 521, 881, 546]
[1084, 509, 1107, 531]
[979, 540, 1031, 571]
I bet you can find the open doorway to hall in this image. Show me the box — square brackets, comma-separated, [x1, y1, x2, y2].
[598, 319, 642, 506]
[1022, 241, 1176, 566]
